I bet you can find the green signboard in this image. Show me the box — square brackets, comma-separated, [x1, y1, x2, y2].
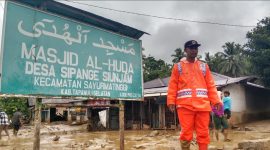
[0, 2, 143, 100]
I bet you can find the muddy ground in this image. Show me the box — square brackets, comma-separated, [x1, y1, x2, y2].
[1, 120, 270, 150]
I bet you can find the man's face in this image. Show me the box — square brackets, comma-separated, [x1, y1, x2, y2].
[185, 46, 198, 58]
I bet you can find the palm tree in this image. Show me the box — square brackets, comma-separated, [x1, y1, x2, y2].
[204, 52, 224, 73]
[171, 48, 185, 63]
[159, 63, 172, 78]
[218, 42, 248, 77]
[205, 52, 216, 71]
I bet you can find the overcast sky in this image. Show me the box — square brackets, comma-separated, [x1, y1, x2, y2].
[1, 1, 270, 64]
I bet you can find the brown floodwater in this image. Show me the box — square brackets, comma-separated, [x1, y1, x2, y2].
[1, 120, 270, 150]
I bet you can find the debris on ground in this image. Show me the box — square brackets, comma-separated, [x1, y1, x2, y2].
[238, 138, 270, 150]
[1, 120, 270, 149]
[52, 135, 60, 141]
[244, 127, 254, 131]
[148, 130, 159, 137]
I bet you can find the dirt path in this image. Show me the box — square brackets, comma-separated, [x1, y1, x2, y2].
[0, 120, 270, 150]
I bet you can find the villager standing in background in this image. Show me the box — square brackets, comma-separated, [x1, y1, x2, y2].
[12, 108, 23, 136]
[212, 91, 231, 142]
[0, 108, 10, 140]
[223, 91, 233, 127]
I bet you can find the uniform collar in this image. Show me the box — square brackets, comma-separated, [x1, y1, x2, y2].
[180, 57, 198, 63]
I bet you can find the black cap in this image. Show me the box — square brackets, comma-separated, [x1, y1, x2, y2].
[184, 40, 201, 49]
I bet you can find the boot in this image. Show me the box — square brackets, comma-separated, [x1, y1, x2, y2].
[198, 143, 208, 150]
[180, 140, 190, 150]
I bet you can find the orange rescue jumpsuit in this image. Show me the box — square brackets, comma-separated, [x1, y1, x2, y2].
[167, 57, 221, 149]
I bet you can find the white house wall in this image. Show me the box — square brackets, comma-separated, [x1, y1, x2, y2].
[222, 83, 246, 112]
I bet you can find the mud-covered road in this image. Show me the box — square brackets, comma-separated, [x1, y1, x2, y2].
[1, 120, 270, 150]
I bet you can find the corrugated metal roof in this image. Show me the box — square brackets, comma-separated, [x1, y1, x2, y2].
[144, 77, 170, 89]
[144, 72, 256, 97]
[246, 82, 266, 89]
[10, 0, 148, 39]
[144, 87, 168, 94]
[211, 72, 230, 82]
[144, 72, 236, 89]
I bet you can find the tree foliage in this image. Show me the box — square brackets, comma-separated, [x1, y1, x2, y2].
[205, 42, 251, 77]
[218, 42, 250, 77]
[246, 17, 270, 86]
[171, 48, 185, 63]
[143, 55, 172, 82]
[0, 97, 29, 118]
[205, 52, 224, 73]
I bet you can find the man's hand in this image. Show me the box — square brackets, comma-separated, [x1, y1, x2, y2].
[168, 104, 175, 112]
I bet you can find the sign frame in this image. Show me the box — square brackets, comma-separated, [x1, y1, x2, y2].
[0, 1, 144, 101]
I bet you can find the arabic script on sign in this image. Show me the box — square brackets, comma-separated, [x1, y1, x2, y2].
[92, 38, 135, 56]
[17, 19, 90, 45]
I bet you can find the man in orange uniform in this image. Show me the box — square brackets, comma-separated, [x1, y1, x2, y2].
[167, 40, 222, 150]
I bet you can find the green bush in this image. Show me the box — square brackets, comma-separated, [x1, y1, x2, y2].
[0, 97, 30, 119]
